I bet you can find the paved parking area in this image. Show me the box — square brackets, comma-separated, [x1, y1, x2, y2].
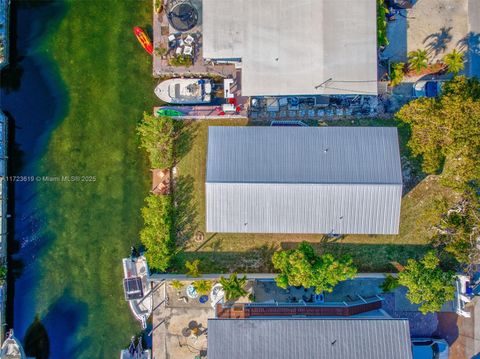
[383, 0, 469, 63]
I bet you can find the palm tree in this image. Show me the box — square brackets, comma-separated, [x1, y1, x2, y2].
[219, 274, 248, 301]
[408, 49, 429, 74]
[193, 280, 213, 296]
[443, 49, 464, 74]
[185, 259, 201, 277]
[171, 279, 183, 290]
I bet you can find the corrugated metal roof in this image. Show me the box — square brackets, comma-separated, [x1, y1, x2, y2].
[207, 127, 402, 184]
[203, 0, 377, 96]
[206, 127, 402, 234]
[207, 318, 413, 359]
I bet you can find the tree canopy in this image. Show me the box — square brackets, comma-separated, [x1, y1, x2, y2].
[139, 194, 175, 272]
[137, 113, 175, 168]
[396, 76, 480, 190]
[398, 251, 455, 314]
[431, 194, 480, 269]
[219, 274, 248, 301]
[272, 242, 357, 294]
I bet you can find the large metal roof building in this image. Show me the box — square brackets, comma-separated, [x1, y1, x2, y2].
[202, 0, 378, 96]
[207, 318, 413, 359]
[205, 127, 403, 234]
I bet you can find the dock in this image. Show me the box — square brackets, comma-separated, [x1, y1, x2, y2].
[0, 111, 8, 343]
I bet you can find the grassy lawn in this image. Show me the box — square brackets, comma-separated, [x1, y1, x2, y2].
[174, 119, 460, 273]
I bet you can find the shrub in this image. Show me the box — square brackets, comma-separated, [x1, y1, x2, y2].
[154, 0, 163, 13]
[169, 54, 193, 67]
[137, 113, 174, 168]
[0, 265, 6, 283]
[377, 0, 389, 47]
[155, 46, 168, 57]
[185, 259, 201, 277]
[389, 62, 405, 87]
[140, 195, 175, 272]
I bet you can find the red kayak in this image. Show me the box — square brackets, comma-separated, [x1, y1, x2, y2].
[133, 26, 153, 55]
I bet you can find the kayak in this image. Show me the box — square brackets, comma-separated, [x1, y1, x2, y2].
[133, 26, 153, 55]
[156, 108, 185, 117]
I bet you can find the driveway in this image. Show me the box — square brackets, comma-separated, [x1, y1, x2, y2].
[383, 0, 469, 63]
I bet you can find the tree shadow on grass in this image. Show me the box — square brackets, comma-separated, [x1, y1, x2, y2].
[281, 242, 433, 272]
[174, 121, 198, 163]
[173, 175, 198, 246]
[176, 244, 278, 273]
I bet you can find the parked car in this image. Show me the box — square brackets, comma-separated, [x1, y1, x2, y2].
[411, 338, 449, 359]
[413, 80, 445, 98]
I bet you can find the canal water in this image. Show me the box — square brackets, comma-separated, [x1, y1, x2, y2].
[1, 1, 154, 358]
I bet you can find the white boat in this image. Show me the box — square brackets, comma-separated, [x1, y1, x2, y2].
[122, 256, 152, 329]
[0, 330, 26, 359]
[154, 78, 212, 104]
[120, 336, 151, 359]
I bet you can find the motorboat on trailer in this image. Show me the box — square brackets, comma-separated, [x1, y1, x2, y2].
[0, 330, 26, 359]
[154, 78, 212, 104]
[122, 254, 152, 329]
[120, 336, 151, 359]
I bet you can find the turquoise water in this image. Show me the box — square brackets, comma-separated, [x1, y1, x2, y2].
[1, 1, 154, 357]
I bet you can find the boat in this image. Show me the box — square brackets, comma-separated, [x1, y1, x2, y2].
[122, 254, 152, 329]
[120, 336, 151, 359]
[154, 78, 212, 104]
[0, 330, 26, 359]
[156, 108, 185, 117]
[133, 26, 153, 55]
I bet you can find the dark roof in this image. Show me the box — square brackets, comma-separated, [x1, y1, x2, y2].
[215, 299, 383, 318]
[207, 318, 413, 359]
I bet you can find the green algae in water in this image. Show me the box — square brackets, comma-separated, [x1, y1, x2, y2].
[32, 0, 155, 357]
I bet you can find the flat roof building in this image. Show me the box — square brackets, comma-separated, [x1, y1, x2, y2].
[205, 127, 403, 234]
[203, 0, 378, 96]
[207, 318, 413, 359]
